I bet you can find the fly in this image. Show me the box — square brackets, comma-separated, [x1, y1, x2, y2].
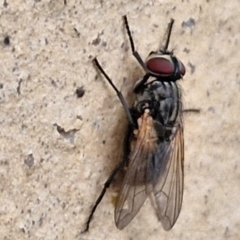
[83, 15, 185, 232]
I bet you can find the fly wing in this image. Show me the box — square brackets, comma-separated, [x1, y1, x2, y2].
[152, 119, 184, 230]
[115, 110, 158, 230]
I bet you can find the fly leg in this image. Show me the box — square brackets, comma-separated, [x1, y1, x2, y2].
[93, 58, 136, 128]
[123, 15, 147, 72]
[162, 19, 174, 52]
[123, 15, 151, 93]
[82, 158, 126, 232]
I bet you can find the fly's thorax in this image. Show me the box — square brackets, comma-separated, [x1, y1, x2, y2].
[133, 80, 182, 127]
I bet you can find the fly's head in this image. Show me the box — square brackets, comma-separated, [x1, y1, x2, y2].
[145, 51, 185, 81]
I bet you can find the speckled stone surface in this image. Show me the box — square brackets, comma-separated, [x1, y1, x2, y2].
[0, 1, 239, 239]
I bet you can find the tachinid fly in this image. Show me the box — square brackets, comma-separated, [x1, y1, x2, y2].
[83, 15, 185, 232]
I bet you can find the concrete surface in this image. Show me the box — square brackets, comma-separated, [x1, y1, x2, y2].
[0, 0, 240, 239]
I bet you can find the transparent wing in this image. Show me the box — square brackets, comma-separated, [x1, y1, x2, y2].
[152, 120, 184, 230]
[114, 111, 158, 230]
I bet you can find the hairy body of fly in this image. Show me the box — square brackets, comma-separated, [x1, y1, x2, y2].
[115, 80, 184, 230]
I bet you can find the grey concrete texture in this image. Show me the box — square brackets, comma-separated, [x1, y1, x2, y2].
[0, 0, 239, 239]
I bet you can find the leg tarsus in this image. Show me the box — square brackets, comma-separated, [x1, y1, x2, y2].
[82, 158, 126, 233]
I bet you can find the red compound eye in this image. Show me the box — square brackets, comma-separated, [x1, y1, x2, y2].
[178, 61, 186, 76]
[146, 54, 185, 78]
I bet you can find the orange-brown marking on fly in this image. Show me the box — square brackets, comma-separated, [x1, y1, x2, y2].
[131, 109, 158, 153]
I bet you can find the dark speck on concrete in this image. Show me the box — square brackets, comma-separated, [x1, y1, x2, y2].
[24, 154, 34, 167]
[101, 41, 107, 47]
[3, 0, 8, 7]
[3, 36, 10, 45]
[92, 35, 101, 46]
[76, 86, 85, 98]
[17, 79, 23, 95]
[207, 106, 215, 113]
[182, 18, 196, 28]
[183, 48, 190, 53]
[188, 62, 195, 74]
[74, 28, 80, 37]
